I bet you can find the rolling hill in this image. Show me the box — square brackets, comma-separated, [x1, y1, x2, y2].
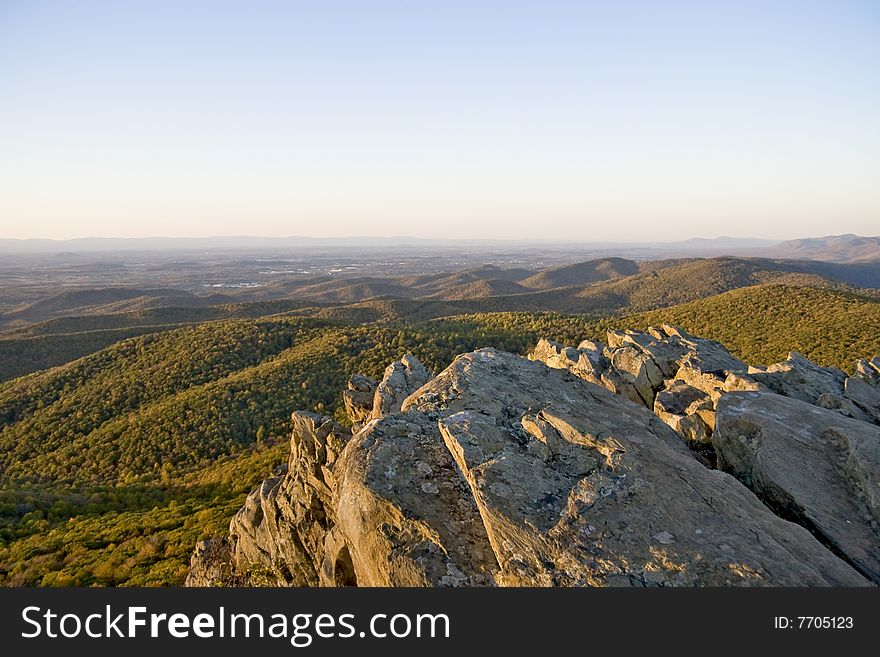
[0, 316, 545, 585]
[425, 278, 529, 300]
[0, 288, 235, 327]
[518, 257, 640, 289]
[619, 283, 880, 371]
[4, 255, 879, 383]
[765, 234, 880, 263]
[2, 254, 880, 587]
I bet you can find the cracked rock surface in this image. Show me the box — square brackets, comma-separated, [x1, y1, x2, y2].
[187, 338, 877, 587]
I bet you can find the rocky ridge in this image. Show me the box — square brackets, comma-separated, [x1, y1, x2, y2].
[186, 327, 880, 587]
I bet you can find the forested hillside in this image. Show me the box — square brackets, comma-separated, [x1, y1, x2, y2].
[1, 256, 879, 587]
[5, 255, 879, 383]
[622, 283, 880, 371]
[0, 316, 546, 585]
[436, 284, 880, 372]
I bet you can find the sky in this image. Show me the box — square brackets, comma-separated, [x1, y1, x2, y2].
[1, 0, 878, 241]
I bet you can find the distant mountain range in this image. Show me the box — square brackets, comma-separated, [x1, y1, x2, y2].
[0, 236, 537, 252]
[6, 254, 877, 325]
[0, 235, 777, 254]
[670, 236, 781, 250]
[763, 234, 880, 263]
[1, 234, 877, 263]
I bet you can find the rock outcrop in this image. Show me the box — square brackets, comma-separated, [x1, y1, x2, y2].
[186, 355, 434, 587]
[187, 411, 353, 586]
[714, 392, 880, 584]
[342, 374, 376, 431]
[750, 352, 847, 404]
[529, 327, 880, 454]
[187, 337, 880, 588]
[369, 354, 433, 420]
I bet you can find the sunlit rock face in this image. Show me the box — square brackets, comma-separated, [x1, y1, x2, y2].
[187, 339, 879, 588]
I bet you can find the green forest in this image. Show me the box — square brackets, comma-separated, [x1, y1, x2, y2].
[1, 280, 879, 586]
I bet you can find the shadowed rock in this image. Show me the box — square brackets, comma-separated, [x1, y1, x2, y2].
[187, 411, 353, 586]
[342, 373, 377, 431]
[715, 391, 880, 584]
[844, 376, 880, 424]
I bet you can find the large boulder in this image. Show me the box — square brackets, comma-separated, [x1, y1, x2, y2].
[599, 367, 646, 407]
[714, 391, 880, 584]
[843, 376, 880, 425]
[370, 354, 432, 420]
[342, 373, 377, 430]
[751, 352, 847, 404]
[334, 412, 499, 586]
[653, 381, 714, 445]
[577, 339, 609, 371]
[609, 344, 664, 408]
[338, 350, 864, 586]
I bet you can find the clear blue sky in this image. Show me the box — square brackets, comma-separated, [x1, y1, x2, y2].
[1, 0, 878, 240]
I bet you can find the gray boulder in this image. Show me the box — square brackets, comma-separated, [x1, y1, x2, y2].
[715, 391, 880, 584]
[370, 354, 432, 420]
[342, 373, 377, 429]
[366, 350, 863, 586]
[751, 352, 846, 404]
[844, 376, 880, 425]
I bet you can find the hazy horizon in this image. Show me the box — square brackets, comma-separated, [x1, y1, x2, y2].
[0, 232, 845, 248]
[2, 1, 879, 240]
[0, 233, 786, 243]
